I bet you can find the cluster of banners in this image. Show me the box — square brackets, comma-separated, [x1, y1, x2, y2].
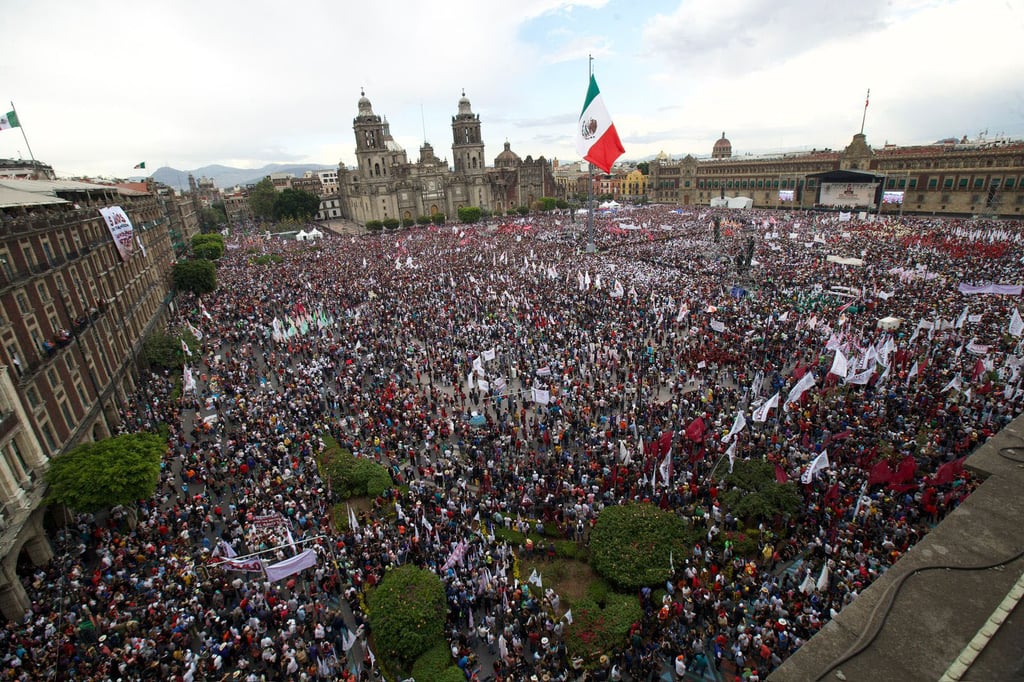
[270, 308, 336, 343]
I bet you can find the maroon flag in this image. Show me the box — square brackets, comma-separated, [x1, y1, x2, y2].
[658, 430, 674, 456]
[775, 464, 789, 483]
[891, 456, 917, 484]
[685, 418, 706, 442]
[867, 460, 894, 486]
[824, 483, 840, 506]
[930, 456, 967, 486]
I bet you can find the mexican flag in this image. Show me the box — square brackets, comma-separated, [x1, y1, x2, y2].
[0, 110, 19, 131]
[133, 162, 146, 169]
[575, 75, 624, 174]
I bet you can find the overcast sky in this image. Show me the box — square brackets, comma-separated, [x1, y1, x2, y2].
[2, 0, 1022, 178]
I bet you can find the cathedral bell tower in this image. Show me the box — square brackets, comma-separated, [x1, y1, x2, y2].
[451, 91, 484, 176]
[353, 89, 389, 181]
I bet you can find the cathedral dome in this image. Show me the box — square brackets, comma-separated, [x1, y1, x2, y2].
[495, 141, 521, 168]
[357, 89, 374, 117]
[655, 150, 670, 162]
[457, 90, 473, 116]
[712, 132, 732, 159]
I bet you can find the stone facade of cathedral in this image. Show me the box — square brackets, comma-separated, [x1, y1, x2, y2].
[336, 92, 557, 224]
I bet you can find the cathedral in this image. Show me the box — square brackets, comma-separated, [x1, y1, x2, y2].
[336, 91, 557, 224]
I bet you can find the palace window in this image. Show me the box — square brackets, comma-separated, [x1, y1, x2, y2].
[943, 178, 953, 189]
[958, 178, 968, 189]
[974, 178, 984, 189]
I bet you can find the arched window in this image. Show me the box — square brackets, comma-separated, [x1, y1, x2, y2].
[472, 157, 478, 169]
[374, 163, 381, 177]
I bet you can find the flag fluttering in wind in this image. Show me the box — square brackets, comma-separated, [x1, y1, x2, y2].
[0, 110, 19, 130]
[133, 162, 146, 169]
[752, 392, 780, 422]
[801, 450, 830, 484]
[575, 74, 624, 173]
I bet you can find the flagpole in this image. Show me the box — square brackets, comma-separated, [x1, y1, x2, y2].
[859, 89, 870, 136]
[586, 55, 596, 254]
[10, 102, 37, 164]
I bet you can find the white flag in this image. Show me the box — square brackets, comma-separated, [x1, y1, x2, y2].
[710, 319, 726, 333]
[1010, 308, 1024, 338]
[482, 348, 497, 362]
[528, 569, 543, 587]
[752, 392, 780, 422]
[477, 379, 490, 394]
[784, 371, 816, 412]
[816, 563, 830, 592]
[906, 361, 919, 385]
[828, 349, 848, 378]
[532, 387, 550, 405]
[563, 609, 573, 625]
[955, 306, 969, 329]
[723, 410, 746, 442]
[726, 440, 737, 474]
[801, 450, 830, 484]
[658, 448, 672, 488]
[941, 374, 963, 393]
[845, 367, 874, 385]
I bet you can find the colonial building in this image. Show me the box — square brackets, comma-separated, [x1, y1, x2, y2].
[648, 132, 1024, 216]
[336, 91, 558, 223]
[0, 175, 176, 617]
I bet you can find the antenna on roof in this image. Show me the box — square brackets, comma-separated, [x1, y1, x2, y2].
[421, 104, 427, 144]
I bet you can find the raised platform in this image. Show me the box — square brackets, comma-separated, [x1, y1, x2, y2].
[769, 413, 1024, 682]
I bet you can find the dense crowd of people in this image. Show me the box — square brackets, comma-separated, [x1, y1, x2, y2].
[2, 204, 1022, 681]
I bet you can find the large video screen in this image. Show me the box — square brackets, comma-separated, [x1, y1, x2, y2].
[882, 190, 904, 205]
[778, 189, 794, 202]
[820, 182, 877, 207]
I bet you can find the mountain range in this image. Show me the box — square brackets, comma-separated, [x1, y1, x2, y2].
[149, 163, 336, 191]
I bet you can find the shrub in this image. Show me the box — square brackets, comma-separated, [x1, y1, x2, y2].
[589, 503, 691, 590]
[402, 217, 415, 228]
[317, 435, 393, 499]
[457, 206, 482, 223]
[430, 213, 446, 225]
[367, 565, 446, 664]
[382, 218, 401, 230]
[365, 220, 384, 231]
[720, 460, 801, 525]
[416, 215, 432, 225]
[172, 259, 216, 295]
[563, 593, 641, 660]
[516, 205, 530, 216]
[411, 643, 464, 682]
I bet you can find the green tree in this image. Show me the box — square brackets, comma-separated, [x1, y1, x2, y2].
[515, 205, 530, 216]
[173, 259, 217, 295]
[411, 643, 465, 682]
[382, 217, 401, 230]
[143, 331, 187, 370]
[536, 197, 558, 212]
[401, 217, 415, 228]
[637, 161, 650, 175]
[555, 199, 569, 209]
[564, 593, 641, 659]
[365, 220, 384, 232]
[589, 503, 696, 590]
[199, 202, 227, 231]
[367, 565, 446, 664]
[720, 459, 801, 525]
[45, 433, 164, 514]
[457, 206, 482, 223]
[273, 188, 321, 221]
[248, 178, 277, 220]
[430, 213, 445, 225]
[416, 215, 432, 225]
[317, 435, 393, 501]
[191, 233, 225, 260]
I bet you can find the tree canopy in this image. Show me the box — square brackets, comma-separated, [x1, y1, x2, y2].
[589, 502, 697, 590]
[248, 178, 277, 220]
[720, 459, 801, 524]
[273, 188, 321, 222]
[191, 233, 225, 260]
[173, 259, 217, 295]
[199, 202, 227, 231]
[45, 433, 165, 513]
[367, 565, 446, 664]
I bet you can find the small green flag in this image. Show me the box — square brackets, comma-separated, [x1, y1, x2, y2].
[0, 110, 19, 131]
[133, 162, 146, 169]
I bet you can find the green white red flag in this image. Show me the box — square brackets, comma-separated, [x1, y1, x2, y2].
[576, 75, 624, 173]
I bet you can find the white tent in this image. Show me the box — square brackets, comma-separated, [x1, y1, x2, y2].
[306, 227, 323, 239]
[877, 316, 902, 330]
[709, 197, 728, 208]
[295, 230, 310, 241]
[727, 196, 753, 209]
[599, 200, 621, 209]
